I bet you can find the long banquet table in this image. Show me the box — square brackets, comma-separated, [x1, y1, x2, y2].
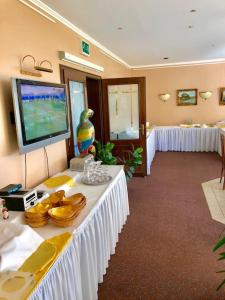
[146, 129, 156, 175]
[154, 126, 219, 152]
[9, 165, 129, 300]
[145, 126, 221, 174]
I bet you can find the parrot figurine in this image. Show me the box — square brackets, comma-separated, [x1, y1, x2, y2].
[77, 109, 95, 157]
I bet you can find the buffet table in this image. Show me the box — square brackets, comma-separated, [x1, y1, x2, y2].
[146, 129, 156, 175]
[154, 126, 219, 152]
[145, 126, 221, 174]
[9, 165, 129, 300]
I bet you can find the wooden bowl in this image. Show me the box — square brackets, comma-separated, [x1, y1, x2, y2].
[60, 193, 85, 206]
[51, 217, 76, 227]
[25, 203, 50, 218]
[25, 218, 48, 228]
[48, 205, 77, 220]
[42, 190, 65, 207]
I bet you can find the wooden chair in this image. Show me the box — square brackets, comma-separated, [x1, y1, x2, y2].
[220, 134, 225, 189]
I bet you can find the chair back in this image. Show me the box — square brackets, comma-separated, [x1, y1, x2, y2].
[221, 134, 225, 163]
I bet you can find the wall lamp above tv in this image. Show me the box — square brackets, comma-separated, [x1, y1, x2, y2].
[20, 55, 53, 77]
[59, 51, 104, 72]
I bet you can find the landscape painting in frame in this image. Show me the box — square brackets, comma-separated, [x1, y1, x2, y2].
[177, 89, 197, 106]
[220, 88, 225, 105]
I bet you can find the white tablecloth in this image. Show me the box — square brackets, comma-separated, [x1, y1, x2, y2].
[9, 166, 129, 300]
[146, 129, 156, 175]
[155, 126, 219, 152]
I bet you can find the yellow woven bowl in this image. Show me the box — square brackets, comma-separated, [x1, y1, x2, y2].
[51, 217, 76, 228]
[25, 203, 50, 218]
[61, 193, 86, 206]
[42, 190, 65, 207]
[25, 218, 48, 228]
[48, 205, 77, 220]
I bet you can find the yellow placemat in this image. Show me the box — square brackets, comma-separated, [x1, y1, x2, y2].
[20, 242, 56, 274]
[19, 232, 72, 299]
[43, 175, 76, 188]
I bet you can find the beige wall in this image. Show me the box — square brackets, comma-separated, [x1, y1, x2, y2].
[2, 0, 225, 189]
[132, 64, 225, 125]
[0, 0, 131, 188]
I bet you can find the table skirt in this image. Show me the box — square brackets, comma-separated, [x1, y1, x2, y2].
[147, 130, 156, 175]
[155, 127, 219, 152]
[29, 171, 129, 300]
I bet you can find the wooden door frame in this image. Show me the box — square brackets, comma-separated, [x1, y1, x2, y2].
[102, 77, 147, 176]
[60, 65, 102, 163]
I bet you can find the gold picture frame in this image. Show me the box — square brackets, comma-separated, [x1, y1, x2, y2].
[177, 89, 198, 106]
[220, 88, 225, 105]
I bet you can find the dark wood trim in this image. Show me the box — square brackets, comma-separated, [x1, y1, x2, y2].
[60, 64, 103, 163]
[102, 77, 147, 176]
[59, 64, 101, 81]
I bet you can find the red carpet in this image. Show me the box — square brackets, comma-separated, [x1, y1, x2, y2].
[98, 152, 225, 300]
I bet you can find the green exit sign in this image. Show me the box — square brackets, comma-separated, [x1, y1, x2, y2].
[81, 40, 90, 56]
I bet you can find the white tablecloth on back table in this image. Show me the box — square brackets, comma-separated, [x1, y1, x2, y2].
[155, 126, 219, 152]
[147, 129, 156, 175]
[11, 165, 129, 300]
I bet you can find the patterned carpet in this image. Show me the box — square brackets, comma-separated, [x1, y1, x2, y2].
[98, 152, 225, 300]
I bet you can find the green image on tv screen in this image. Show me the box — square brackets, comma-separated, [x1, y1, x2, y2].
[21, 84, 68, 141]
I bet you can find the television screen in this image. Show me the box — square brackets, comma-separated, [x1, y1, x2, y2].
[12, 78, 70, 154]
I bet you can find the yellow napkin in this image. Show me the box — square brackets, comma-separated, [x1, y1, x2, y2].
[19, 242, 56, 274]
[43, 175, 75, 188]
[19, 232, 72, 298]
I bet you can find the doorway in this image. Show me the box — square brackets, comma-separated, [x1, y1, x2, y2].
[60, 65, 147, 176]
[102, 77, 147, 176]
[60, 65, 102, 163]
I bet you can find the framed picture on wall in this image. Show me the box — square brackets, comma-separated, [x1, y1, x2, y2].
[177, 89, 198, 106]
[220, 88, 225, 105]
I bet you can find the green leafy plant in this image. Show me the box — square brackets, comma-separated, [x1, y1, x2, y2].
[95, 140, 143, 180]
[213, 235, 225, 290]
[94, 140, 117, 165]
[118, 145, 143, 180]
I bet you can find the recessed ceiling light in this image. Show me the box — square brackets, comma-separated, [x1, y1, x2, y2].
[117, 27, 123, 30]
[188, 25, 193, 29]
[163, 57, 169, 60]
[190, 9, 196, 13]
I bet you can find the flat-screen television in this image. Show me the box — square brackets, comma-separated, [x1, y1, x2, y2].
[11, 78, 70, 154]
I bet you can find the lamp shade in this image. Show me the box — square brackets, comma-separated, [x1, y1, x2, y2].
[159, 93, 171, 102]
[199, 91, 213, 100]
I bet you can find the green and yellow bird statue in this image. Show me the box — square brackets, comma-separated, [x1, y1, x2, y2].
[77, 109, 95, 156]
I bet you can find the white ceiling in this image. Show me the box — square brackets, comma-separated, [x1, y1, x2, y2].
[38, 0, 225, 67]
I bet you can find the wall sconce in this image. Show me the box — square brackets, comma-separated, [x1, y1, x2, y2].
[199, 91, 213, 100]
[20, 55, 42, 77]
[159, 93, 171, 102]
[20, 55, 53, 77]
[34, 60, 53, 73]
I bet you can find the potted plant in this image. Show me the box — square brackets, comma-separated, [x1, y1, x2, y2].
[213, 235, 225, 290]
[94, 140, 143, 180]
